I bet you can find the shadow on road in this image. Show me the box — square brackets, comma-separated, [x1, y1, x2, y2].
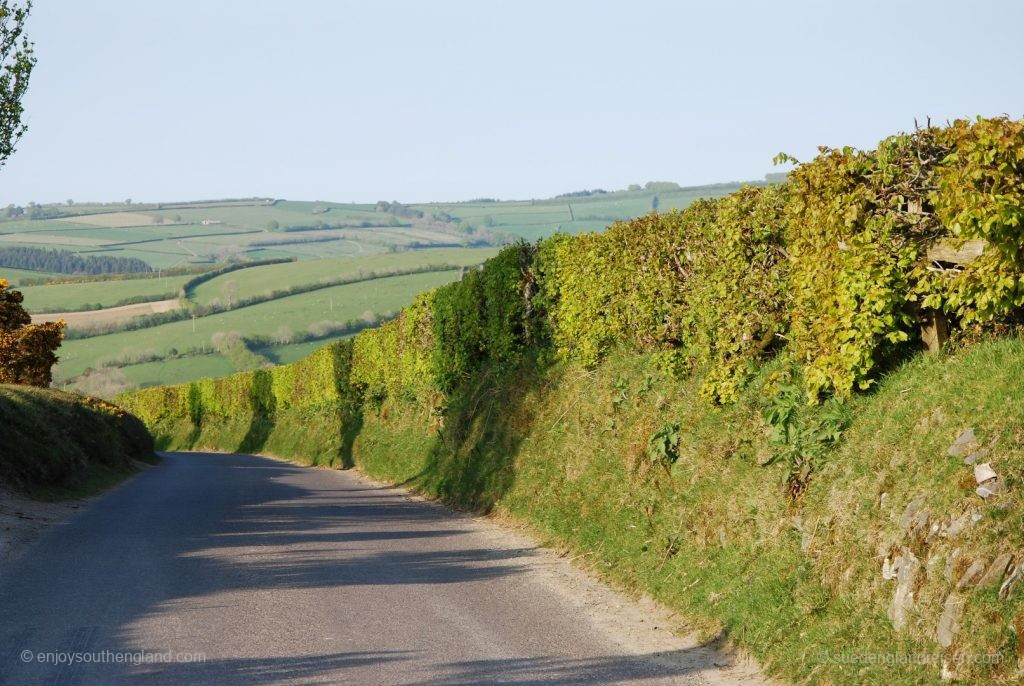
[119, 646, 724, 685]
[0, 452, 726, 685]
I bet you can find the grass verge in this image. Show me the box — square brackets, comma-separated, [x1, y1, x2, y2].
[132, 337, 1024, 684]
[0, 385, 155, 496]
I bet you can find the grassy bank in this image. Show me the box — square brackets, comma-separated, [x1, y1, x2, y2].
[0, 386, 155, 497]
[120, 118, 1024, 683]
[54, 269, 465, 380]
[122, 336, 1024, 684]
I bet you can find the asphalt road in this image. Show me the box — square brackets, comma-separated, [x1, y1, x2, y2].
[0, 452, 757, 685]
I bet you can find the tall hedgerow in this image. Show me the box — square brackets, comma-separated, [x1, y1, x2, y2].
[351, 290, 435, 401]
[541, 212, 690, 367]
[430, 242, 540, 391]
[929, 117, 1024, 323]
[786, 117, 1024, 400]
[680, 186, 790, 403]
[431, 268, 486, 392]
[479, 242, 538, 363]
[123, 116, 1024, 414]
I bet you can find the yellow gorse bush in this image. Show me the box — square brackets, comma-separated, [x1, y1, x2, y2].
[0, 278, 65, 387]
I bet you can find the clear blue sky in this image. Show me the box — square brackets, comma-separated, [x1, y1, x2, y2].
[3, 0, 1022, 205]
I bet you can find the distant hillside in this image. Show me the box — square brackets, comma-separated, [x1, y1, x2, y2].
[0, 182, 756, 273]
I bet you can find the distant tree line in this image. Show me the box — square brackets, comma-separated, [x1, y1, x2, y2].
[555, 189, 608, 198]
[3, 202, 74, 220]
[249, 235, 340, 248]
[375, 200, 424, 219]
[211, 331, 272, 372]
[17, 262, 214, 287]
[0, 246, 151, 275]
[279, 219, 405, 232]
[643, 181, 681, 191]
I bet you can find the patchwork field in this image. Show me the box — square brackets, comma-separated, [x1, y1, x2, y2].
[0, 184, 753, 275]
[190, 248, 495, 306]
[18, 273, 193, 312]
[54, 269, 466, 385]
[55, 211, 164, 228]
[0, 267, 60, 286]
[30, 299, 179, 328]
[415, 183, 750, 240]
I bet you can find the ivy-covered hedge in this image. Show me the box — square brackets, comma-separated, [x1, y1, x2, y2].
[123, 117, 1024, 413]
[786, 118, 1024, 397]
[680, 186, 790, 403]
[126, 340, 354, 428]
[351, 291, 435, 402]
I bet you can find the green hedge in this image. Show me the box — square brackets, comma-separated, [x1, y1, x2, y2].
[124, 117, 1024, 415]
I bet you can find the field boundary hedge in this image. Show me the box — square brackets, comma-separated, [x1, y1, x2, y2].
[125, 116, 1024, 427]
[121, 116, 1024, 685]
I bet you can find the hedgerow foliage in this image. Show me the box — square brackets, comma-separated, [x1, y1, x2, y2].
[783, 133, 944, 397]
[786, 117, 1024, 398]
[123, 117, 1024, 414]
[429, 242, 538, 391]
[930, 118, 1024, 322]
[0, 278, 64, 386]
[541, 213, 690, 367]
[431, 269, 485, 392]
[351, 290, 435, 401]
[124, 338, 356, 428]
[680, 186, 790, 403]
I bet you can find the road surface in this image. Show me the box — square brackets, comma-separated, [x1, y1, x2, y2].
[0, 452, 765, 685]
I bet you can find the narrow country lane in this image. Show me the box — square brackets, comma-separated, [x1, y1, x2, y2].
[0, 452, 764, 685]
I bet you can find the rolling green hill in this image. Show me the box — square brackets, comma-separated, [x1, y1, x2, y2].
[188, 248, 495, 306]
[0, 183, 751, 273]
[53, 269, 471, 393]
[18, 273, 193, 312]
[121, 117, 1024, 684]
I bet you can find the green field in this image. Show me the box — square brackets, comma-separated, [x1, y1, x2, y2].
[108, 338, 354, 389]
[12, 248, 494, 313]
[414, 183, 751, 240]
[0, 267, 60, 286]
[55, 269, 464, 381]
[0, 198, 470, 270]
[18, 274, 193, 312]
[112, 354, 238, 390]
[190, 248, 495, 305]
[0, 184, 755, 274]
